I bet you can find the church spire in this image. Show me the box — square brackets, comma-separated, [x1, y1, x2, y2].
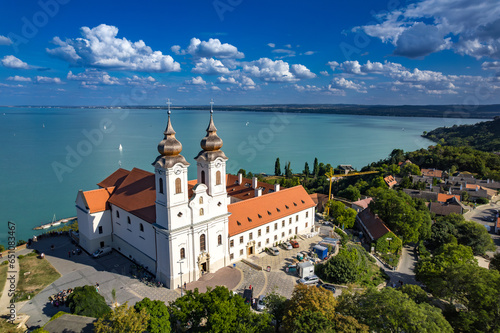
[200, 99, 223, 151]
[158, 99, 183, 156]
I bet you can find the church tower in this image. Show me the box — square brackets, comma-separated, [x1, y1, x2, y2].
[153, 102, 190, 230]
[194, 101, 228, 211]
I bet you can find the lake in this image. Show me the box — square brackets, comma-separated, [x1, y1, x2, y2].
[0, 107, 482, 244]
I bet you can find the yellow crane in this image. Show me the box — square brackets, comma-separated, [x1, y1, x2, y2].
[324, 168, 379, 217]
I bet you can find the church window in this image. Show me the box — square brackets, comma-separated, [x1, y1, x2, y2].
[296, 215, 299, 222]
[218, 235, 222, 245]
[175, 178, 182, 194]
[274, 223, 278, 230]
[230, 239, 234, 248]
[98, 226, 103, 234]
[199, 197, 203, 204]
[289, 218, 292, 224]
[127, 217, 131, 224]
[159, 178, 164, 194]
[266, 226, 270, 233]
[306, 211, 309, 218]
[200, 208, 204, 216]
[216, 171, 221, 185]
[201, 170, 206, 184]
[249, 232, 253, 240]
[200, 234, 206, 252]
[240, 236, 244, 244]
[180, 248, 185, 259]
[140, 223, 144, 232]
[282, 221, 285, 227]
[116, 210, 119, 218]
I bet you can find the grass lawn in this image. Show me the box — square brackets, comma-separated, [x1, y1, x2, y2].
[0, 263, 8, 298]
[12, 252, 61, 302]
[0, 318, 24, 333]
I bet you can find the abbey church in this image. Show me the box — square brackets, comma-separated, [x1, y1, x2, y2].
[76, 110, 315, 289]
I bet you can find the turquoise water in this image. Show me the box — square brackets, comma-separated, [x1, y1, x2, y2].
[0, 107, 482, 244]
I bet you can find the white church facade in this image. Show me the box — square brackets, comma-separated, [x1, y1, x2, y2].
[76, 109, 315, 289]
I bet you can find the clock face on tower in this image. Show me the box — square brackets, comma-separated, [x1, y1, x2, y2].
[174, 168, 182, 175]
[215, 162, 221, 168]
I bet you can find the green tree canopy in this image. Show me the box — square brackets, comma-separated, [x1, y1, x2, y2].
[168, 286, 272, 333]
[338, 185, 361, 201]
[134, 297, 170, 333]
[338, 287, 453, 333]
[94, 302, 149, 333]
[274, 158, 281, 176]
[303, 161, 310, 176]
[66, 285, 110, 318]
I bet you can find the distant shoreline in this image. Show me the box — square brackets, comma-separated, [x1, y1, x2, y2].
[1, 104, 499, 119]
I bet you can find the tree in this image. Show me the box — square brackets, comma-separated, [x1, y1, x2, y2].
[134, 298, 170, 333]
[264, 290, 288, 333]
[0, 244, 4, 252]
[338, 185, 361, 201]
[237, 169, 247, 177]
[284, 162, 293, 178]
[274, 158, 281, 176]
[336, 208, 357, 229]
[489, 252, 500, 272]
[168, 286, 272, 332]
[401, 163, 421, 176]
[283, 284, 367, 333]
[317, 245, 372, 285]
[313, 157, 319, 177]
[94, 302, 149, 333]
[303, 162, 310, 177]
[66, 285, 110, 318]
[398, 284, 428, 304]
[456, 220, 495, 255]
[338, 287, 452, 333]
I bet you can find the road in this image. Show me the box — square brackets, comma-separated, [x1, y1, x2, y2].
[464, 199, 500, 256]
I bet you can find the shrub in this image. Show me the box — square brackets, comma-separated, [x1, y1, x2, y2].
[67, 285, 111, 318]
[16, 240, 26, 246]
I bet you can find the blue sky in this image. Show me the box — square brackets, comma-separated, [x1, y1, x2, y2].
[0, 0, 499, 105]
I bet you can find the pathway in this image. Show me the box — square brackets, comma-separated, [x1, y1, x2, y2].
[0, 247, 32, 315]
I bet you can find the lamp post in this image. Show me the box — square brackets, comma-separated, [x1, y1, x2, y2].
[178, 259, 184, 296]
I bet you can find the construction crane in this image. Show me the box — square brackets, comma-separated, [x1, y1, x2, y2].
[324, 168, 379, 217]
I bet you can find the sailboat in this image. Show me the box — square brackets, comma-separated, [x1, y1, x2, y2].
[119, 144, 123, 151]
[50, 214, 61, 227]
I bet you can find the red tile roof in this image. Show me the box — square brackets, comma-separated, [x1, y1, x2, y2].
[228, 186, 315, 237]
[352, 197, 373, 210]
[421, 168, 443, 178]
[82, 187, 115, 213]
[466, 184, 480, 190]
[437, 193, 461, 203]
[309, 193, 328, 205]
[497, 217, 500, 229]
[357, 208, 392, 241]
[107, 168, 156, 224]
[97, 168, 130, 188]
[226, 174, 276, 201]
[384, 175, 397, 187]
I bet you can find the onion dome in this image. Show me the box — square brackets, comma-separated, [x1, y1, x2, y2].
[200, 110, 223, 151]
[157, 111, 183, 156]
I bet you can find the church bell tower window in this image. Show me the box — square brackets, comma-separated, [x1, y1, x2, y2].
[175, 178, 182, 194]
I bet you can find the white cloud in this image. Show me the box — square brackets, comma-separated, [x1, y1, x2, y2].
[0, 83, 23, 88]
[35, 76, 63, 84]
[1, 55, 30, 69]
[482, 61, 500, 71]
[124, 75, 156, 86]
[357, 0, 500, 59]
[284, 44, 292, 48]
[303, 51, 315, 55]
[330, 77, 366, 93]
[217, 74, 256, 90]
[211, 86, 222, 91]
[184, 76, 207, 85]
[171, 37, 244, 59]
[293, 84, 321, 92]
[7, 76, 31, 82]
[47, 24, 181, 72]
[272, 49, 296, 58]
[327, 61, 339, 71]
[0, 35, 12, 45]
[192, 57, 231, 75]
[290, 64, 316, 79]
[267, 43, 275, 48]
[242, 58, 314, 83]
[67, 69, 121, 86]
[320, 71, 329, 76]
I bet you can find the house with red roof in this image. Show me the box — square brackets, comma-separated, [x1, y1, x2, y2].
[76, 109, 315, 289]
[356, 208, 402, 254]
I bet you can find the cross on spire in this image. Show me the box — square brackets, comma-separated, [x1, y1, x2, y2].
[166, 98, 172, 115]
[210, 98, 214, 113]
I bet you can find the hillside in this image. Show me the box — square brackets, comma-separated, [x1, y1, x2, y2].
[423, 117, 500, 152]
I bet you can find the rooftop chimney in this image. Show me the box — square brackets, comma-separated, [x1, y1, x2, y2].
[252, 177, 258, 189]
[255, 188, 262, 197]
[274, 183, 280, 192]
[238, 173, 243, 185]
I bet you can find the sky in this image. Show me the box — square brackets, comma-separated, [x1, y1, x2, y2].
[0, 0, 499, 106]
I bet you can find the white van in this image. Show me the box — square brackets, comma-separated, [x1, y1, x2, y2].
[92, 246, 112, 258]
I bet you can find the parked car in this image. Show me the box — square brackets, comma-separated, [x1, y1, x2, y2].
[268, 247, 280, 256]
[243, 288, 253, 305]
[92, 246, 112, 258]
[282, 242, 292, 250]
[290, 240, 299, 248]
[319, 283, 336, 293]
[256, 295, 266, 311]
[298, 275, 320, 285]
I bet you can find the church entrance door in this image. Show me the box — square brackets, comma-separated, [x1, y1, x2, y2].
[248, 246, 253, 256]
[201, 262, 207, 273]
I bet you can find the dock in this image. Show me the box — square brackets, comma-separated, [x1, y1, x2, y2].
[33, 216, 77, 230]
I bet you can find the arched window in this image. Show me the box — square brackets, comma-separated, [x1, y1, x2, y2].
[159, 178, 164, 194]
[200, 234, 206, 252]
[127, 217, 131, 224]
[199, 196, 203, 204]
[201, 170, 206, 184]
[218, 234, 222, 245]
[200, 208, 204, 216]
[216, 171, 221, 185]
[116, 210, 119, 218]
[140, 223, 144, 232]
[175, 178, 182, 194]
[180, 248, 185, 259]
